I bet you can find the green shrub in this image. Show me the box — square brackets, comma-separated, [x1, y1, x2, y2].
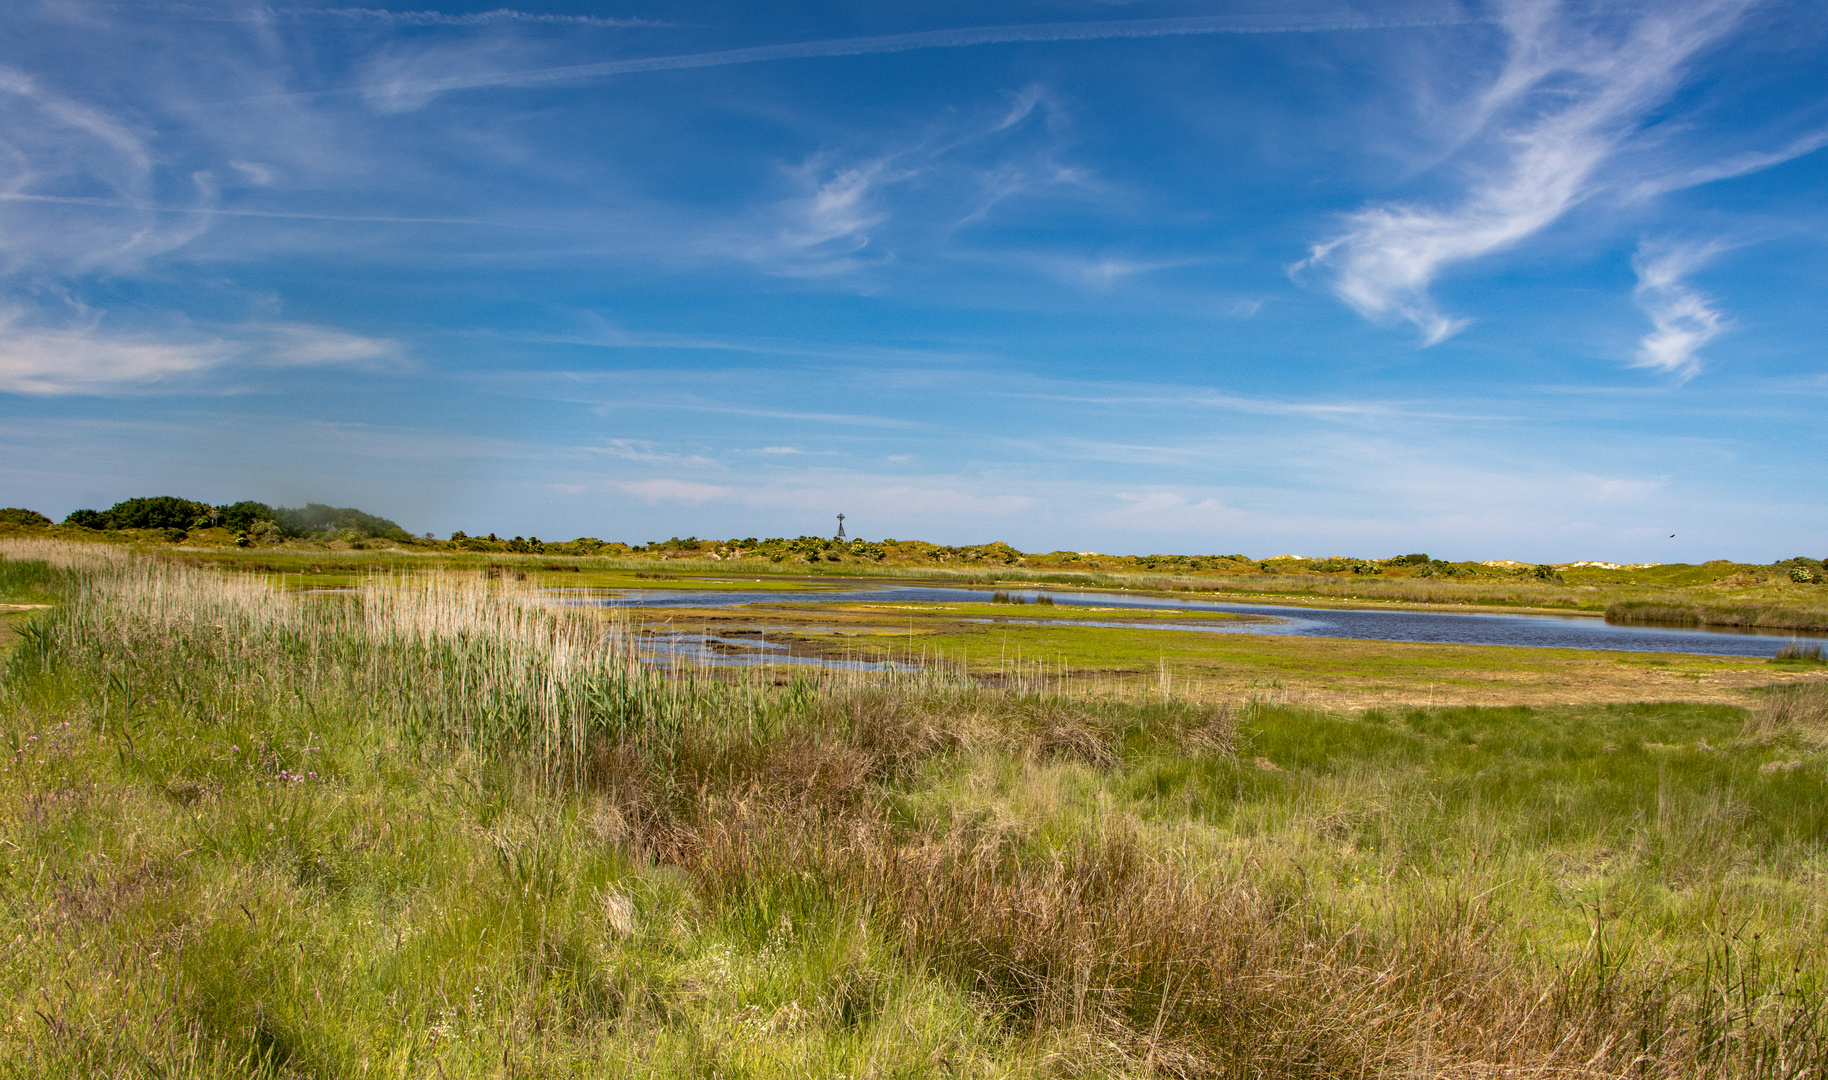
[62, 508, 109, 529]
[214, 500, 275, 532]
[104, 495, 212, 530]
[0, 507, 51, 527]
[274, 502, 410, 541]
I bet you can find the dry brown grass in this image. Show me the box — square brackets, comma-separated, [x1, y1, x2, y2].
[682, 795, 1821, 1078]
[1740, 682, 1828, 750]
[589, 685, 1823, 1078]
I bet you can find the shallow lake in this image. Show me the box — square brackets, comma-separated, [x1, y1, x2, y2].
[578, 584, 1828, 659]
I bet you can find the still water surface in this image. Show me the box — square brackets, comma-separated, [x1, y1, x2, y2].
[581, 585, 1826, 659]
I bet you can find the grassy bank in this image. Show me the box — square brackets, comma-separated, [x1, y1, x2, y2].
[639, 598, 1798, 710]
[3, 540, 1826, 1077]
[1607, 598, 1828, 634]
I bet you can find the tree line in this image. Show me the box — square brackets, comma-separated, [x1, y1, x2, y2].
[49, 497, 410, 542]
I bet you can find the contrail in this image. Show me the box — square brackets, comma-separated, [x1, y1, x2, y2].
[0, 192, 536, 227]
[332, 6, 1486, 99]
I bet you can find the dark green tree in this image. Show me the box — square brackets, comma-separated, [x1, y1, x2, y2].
[214, 500, 275, 532]
[103, 496, 211, 530]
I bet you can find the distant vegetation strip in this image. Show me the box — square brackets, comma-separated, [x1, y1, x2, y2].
[8, 498, 1826, 584]
[41, 496, 411, 543]
[5, 499, 1828, 632]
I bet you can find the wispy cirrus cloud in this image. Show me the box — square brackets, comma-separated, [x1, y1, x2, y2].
[0, 315, 406, 395]
[322, 7, 1488, 105]
[741, 481, 1034, 518]
[0, 322, 226, 395]
[617, 478, 732, 503]
[747, 157, 903, 275]
[292, 8, 666, 29]
[1630, 125, 1828, 200]
[589, 439, 719, 469]
[0, 66, 212, 273]
[262, 322, 409, 371]
[1030, 254, 1198, 291]
[1631, 241, 1727, 380]
[734, 86, 1097, 277]
[122, 4, 666, 29]
[1298, 0, 1752, 345]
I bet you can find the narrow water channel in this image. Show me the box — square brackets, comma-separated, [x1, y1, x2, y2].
[577, 584, 1828, 659]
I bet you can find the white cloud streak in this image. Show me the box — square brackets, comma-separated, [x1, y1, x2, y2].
[1299, 0, 1751, 345]
[0, 316, 406, 395]
[1631, 241, 1726, 380]
[749, 158, 901, 275]
[291, 8, 665, 28]
[0, 192, 537, 228]
[126, 4, 665, 28]
[617, 478, 732, 503]
[1631, 124, 1828, 199]
[0, 324, 225, 395]
[263, 322, 408, 371]
[729, 88, 1096, 277]
[331, 7, 1486, 105]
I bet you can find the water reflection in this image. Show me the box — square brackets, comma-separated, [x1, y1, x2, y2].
[639, 627, 915, 672]
[575, 585, 1828, 659]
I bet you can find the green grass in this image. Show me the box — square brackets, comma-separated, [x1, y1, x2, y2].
[1608, 598, 1828, 633]
[3, 542, 1825, 1077]
[0, 556, 63, 603]
[900, 620, 1756, 687]
[13, 525, 1828, 629]
[810, 600, 1258, 622]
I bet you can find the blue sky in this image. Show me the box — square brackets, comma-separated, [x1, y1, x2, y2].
[2, 0, 1825, 560]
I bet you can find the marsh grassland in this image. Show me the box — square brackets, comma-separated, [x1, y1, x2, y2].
[2, 539, 1826, 1078]
[656, 600, 1801, 710]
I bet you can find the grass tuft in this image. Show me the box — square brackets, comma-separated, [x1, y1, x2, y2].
[1773, 642, 1826, 664]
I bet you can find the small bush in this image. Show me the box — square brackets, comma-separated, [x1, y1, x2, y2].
[1774, 642, 1826, 664]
